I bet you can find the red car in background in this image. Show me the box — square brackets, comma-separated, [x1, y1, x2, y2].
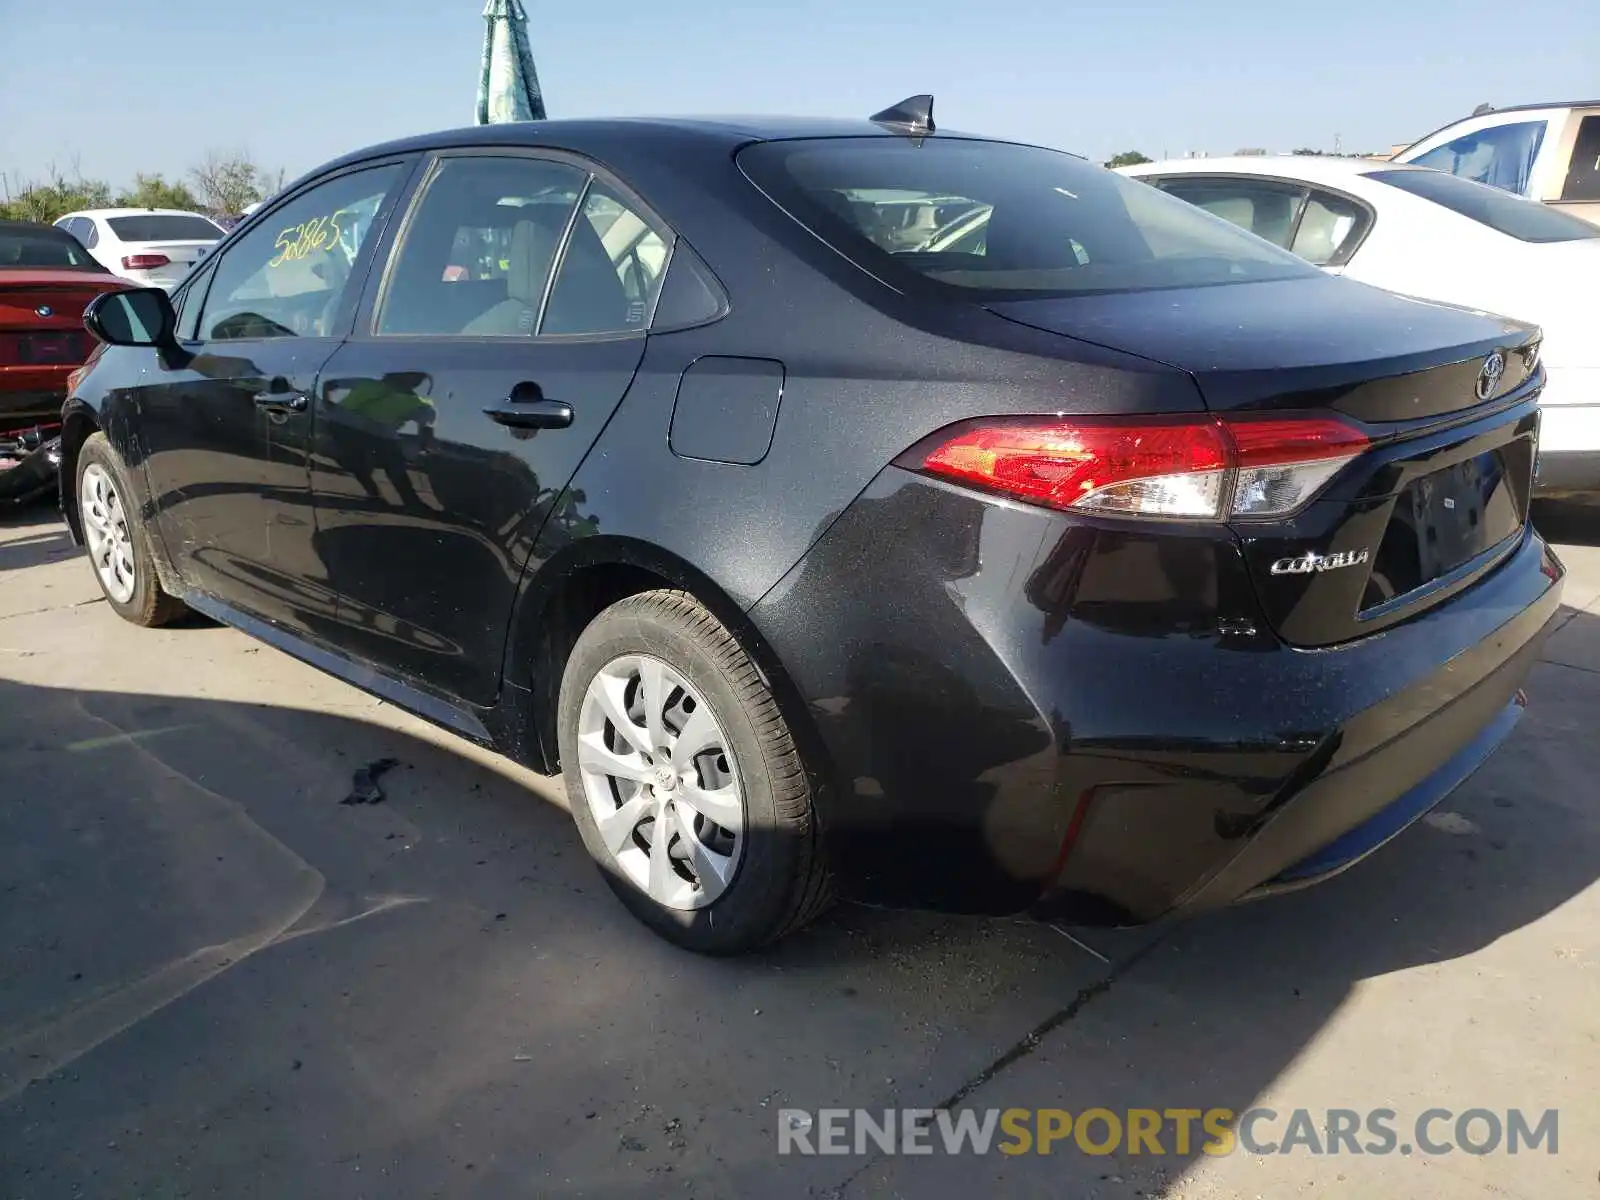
[0, 220, 129, 508]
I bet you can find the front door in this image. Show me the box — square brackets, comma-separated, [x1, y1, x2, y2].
[311, 153, 670, 706]
[133, 161, 410, 635]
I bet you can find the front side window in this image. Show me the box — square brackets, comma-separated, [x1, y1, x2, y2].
[106, 214, 225, 242]
[173, 264, 215, 340]
[197, 164, 403, 341]
[1409, 120, 1546, 194]
[376, 156, 587, 337]
[1370, 169, 1600, 243]
[1155, 178, 1306, 248]
[739, 138, 1317, 299]
[1560, 115, 1600, 202]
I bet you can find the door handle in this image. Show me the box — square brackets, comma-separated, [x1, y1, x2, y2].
[483, 396, 573, 430]
[253, 391, 309, 414]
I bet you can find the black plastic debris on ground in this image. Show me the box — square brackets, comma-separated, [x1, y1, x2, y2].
[341, 757, 401, 805]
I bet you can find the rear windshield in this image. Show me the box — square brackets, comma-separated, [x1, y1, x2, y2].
[0, 225, 97, 269]
[106, 214, 224, 242]
[1369, 169, 1600, 242]
[738, 138, 1319, 298]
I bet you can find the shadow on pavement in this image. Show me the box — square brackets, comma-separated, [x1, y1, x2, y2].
[0, 507, 74, 575]
[0, 651, 1596, 1198]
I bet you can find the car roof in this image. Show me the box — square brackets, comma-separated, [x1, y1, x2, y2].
[1121, 155, 1421, 184]
[61, 208, 220, 219]
[1452, 99, 1600, 116]
[307, 115, 1028, 179]
[0, 218, 82, 234]
[1396, 102, 1600, 156]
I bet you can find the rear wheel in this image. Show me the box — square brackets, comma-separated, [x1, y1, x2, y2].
[557, 590, 832, 953]
[76, 433, 187, 627]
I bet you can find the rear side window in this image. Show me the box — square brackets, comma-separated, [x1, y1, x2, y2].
[1290, 190, 1367, 266]
[1560, 115, 1600, 202]
[1154, 178, 1305, 247]
[542, 181, 671, 335]
[375, 156, 587, 337]
[1408, 120, 1546, 194]
[106, 214, 224, 242]
[739, 138, 1317, 299]
[1370, 169, 1600, 242]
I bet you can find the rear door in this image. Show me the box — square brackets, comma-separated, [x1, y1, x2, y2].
[311, 151, 669, 706]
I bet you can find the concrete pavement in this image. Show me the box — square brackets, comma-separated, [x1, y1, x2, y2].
[1, 502, 1597, 1198]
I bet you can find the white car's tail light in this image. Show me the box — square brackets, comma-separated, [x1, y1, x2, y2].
[915, 413, 1369, 520]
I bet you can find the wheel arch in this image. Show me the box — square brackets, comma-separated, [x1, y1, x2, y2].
[57, 400, 101, 544]
[505, 535, 834, 794]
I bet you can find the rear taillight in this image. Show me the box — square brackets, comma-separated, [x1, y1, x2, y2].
[915, 414, 1368, 520]
[121, 254, 171, 270]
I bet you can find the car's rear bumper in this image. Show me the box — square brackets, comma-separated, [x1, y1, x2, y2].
[748, 467, 1564, 922]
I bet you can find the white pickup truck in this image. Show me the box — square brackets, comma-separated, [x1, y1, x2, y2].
[1393, 101, 1600, 227]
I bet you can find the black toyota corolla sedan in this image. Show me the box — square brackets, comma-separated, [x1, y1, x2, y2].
[64, 97, 1563, 952]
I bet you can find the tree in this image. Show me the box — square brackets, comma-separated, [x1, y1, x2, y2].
[115, 173, 201, 211]
[1292, 147, 1326, 156]
[0, 165, 113, 223]
[1104, 150, 1153, 169]
[188, 150, 272, 216]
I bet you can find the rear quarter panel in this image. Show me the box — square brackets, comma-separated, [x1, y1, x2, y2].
[503, 131, 1208, 694]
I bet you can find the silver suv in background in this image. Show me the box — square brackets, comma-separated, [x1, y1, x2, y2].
[1393, 101, 1600, 227]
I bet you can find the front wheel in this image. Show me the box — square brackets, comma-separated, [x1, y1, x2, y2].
[557, 590, 832, 953]
[76, 432, 188, 627]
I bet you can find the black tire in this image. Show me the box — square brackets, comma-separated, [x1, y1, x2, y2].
[75, 432, 188, 627]
[557, 590, 832, 953]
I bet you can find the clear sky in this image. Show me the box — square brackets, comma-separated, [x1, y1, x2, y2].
[1, 0, 1595, 191]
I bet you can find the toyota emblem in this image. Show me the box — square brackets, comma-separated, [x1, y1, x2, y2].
[1475, 352, 1505, 401]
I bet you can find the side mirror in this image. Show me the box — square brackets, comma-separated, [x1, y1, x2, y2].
[84, 287, 177, 348]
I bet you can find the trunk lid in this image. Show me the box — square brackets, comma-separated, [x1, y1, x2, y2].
[0, 270, 124, 374]
[124, 240, 214, 280]
[988, 275, 1544, 647]
[985, 275, 1541, 420]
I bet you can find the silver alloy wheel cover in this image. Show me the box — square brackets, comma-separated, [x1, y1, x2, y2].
[576, 653, 746, 911]
[80, 462, 137, 605]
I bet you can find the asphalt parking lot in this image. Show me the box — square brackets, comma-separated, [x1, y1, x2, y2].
[1, 503, 1597, 1199]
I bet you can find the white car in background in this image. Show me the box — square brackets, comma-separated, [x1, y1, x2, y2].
[1121, 156, 1600, 497]
[52, 208, 226, 291]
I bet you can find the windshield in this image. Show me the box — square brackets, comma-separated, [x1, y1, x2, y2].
[0, 225, 98, 269]
[738, 138, 1319, 299]
[107, 214, 224, 242]
[1370, 169, 1600, 243]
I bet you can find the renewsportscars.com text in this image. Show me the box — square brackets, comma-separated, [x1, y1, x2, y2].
[777, 1107, 1559, 1158]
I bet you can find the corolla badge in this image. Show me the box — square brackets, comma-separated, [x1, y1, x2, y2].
[34, 304, 53, 318]
[1270, 548, 1371, 576]
[1475, 351, 1505, 401]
